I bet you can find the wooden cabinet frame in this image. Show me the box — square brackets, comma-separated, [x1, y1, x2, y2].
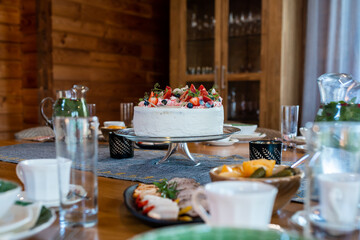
[170, 0, 304, 130]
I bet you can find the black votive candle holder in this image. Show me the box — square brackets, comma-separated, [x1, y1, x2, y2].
[109, 132, 134, 159]
[249, 140, 282, 164]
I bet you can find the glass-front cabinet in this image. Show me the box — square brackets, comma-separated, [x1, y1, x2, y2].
[170, 0, 286, 128]
[171, 0, 262, 124]
[224, 0, 261, 123]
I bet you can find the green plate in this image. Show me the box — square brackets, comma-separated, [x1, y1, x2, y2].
[131, 224, 311, 240]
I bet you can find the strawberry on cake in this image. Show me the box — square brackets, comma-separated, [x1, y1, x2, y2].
[133, 84, 224, 137]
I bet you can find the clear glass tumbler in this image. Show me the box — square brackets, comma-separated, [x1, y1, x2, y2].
[86, 103, 96, 117]
[120, 102, 134, 127]
[304, 122, 360, 239]
[54, 116, 99, 228]
[281, 105, 299, 148]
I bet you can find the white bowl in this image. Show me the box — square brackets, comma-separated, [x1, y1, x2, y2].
[0, 179, 21, 218]
[104, 121, 126, 128]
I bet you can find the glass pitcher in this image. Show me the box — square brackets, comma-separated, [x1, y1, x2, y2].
[71, 84, 89, 118]
[40, 85, 89, 128]
[304, 122, 360, 239]
[315, 73, 360, 121]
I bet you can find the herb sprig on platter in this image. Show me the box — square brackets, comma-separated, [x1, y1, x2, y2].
[154, 179, 178, 200]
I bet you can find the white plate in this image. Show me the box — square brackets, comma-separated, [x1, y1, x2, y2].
[0, 205, 32, 234]
[290, 207, 359, 235]
[231, 132, 266, 141]
[17, 184, 87, 208]
[2, 208, 56, 240]
[204, 139, 239, 146]
[308, 206, 359, 234]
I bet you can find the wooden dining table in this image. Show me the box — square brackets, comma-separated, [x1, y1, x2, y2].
[0, 139, 306, 240]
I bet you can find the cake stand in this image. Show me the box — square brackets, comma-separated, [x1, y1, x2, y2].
[115, 126, 240, 165]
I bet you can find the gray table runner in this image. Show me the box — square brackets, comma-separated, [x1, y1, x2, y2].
[0, 143, 245, 184]
[0, 142, 304, 202]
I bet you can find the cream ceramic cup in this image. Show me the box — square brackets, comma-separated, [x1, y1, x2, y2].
[16, 159, 71, 202]
[192, 181, 278, 229]
[318, 173, 360, 226]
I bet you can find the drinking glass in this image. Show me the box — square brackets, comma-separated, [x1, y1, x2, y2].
[54, 116, 99, 228]
[87, 103, 96, 117]
[304, 122, 360, 239]
[120, 102, 134, 127]
[281, 105, 299, 149]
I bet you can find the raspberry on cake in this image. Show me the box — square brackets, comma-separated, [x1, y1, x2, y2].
[133, 84, 224, 137]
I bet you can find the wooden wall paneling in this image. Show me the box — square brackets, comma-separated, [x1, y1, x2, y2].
[66, 0, 153, 19]
[105, 26, 167, 45]
[0, 43, 21, 60]
[23, 105, 40, 124]
[0, 0, 23, 139]
[52, 31, 97, 51]
[22, 33, 37, 52]
[53, 65, 147, 83]
[37, 0, 54, 101]
[52, 0, 81, 20]
[0, 4, 21, 25]
[21, 88, 40, 124]
[22, 70, 37, 88]
[0, 61, 22, 79]
[0, 132, 17, 140]
[51, 0, 169, 125]
[21, 14, 36, 35]
[80, 6, 164, 32]
[22, 0, 36, 14]
[53, 48, 91, 66]
[52, 16, 105, 37]
[0, 94, 22, 114]
[0, 0, 20, 6]
[96, 39, 142, 57]
[22, 0, 39, 127]
[0, 79, 22, 94]
[21, 53, 36, 71]
[0, 25, 21, 42]
[141, 45, 168, 61]
[0, 114, 23, 131]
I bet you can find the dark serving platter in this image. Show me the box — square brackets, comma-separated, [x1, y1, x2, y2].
[123, 184, 203, 227]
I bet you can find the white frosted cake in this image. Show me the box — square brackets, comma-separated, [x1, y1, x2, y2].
[133, 84, 224, 137]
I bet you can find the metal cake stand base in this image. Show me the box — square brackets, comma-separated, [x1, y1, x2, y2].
[157, 142, 199, 165]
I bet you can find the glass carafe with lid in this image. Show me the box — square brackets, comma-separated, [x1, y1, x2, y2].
[315, 73, 360, 121]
